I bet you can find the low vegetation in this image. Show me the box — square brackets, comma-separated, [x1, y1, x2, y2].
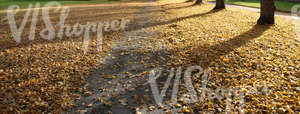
[209, 0, 300, 12]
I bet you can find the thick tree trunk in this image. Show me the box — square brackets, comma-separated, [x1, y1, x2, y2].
[257, 0, 275, 25]
[214, 0, 225, 10]
[195, 0, 202, 4]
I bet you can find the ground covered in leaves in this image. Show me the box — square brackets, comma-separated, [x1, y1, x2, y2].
[0, 0, 299, 113]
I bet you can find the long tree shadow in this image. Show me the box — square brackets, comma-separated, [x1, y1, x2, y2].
[126, 9, 221, 31]
[0, 1, 196, 50]
[194, 24, 272, 69]
[0, 1, 195, 25]
[0, 8, 220, 51]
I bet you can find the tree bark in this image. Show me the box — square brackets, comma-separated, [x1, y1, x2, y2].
[257, 0, 275, 25]
[214, 0, 225, 10]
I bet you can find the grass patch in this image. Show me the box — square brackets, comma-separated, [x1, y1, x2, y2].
[208, 0, 300, 12]
[0, 0, 148, 10]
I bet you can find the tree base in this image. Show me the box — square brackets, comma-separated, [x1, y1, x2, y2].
[213, 6, 225, 10]
[257, 16, 274, 25]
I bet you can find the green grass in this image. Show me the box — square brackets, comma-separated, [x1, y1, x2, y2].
[0, 0, 147, 10]
[208, 0, 300, 12]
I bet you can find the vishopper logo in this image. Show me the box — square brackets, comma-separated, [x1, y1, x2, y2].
[141, 65, 270, 113]
[2, 1, 130, 53]
[292, 5, 300, 42]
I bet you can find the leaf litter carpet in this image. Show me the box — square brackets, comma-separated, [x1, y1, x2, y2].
[0, 0, 299, 113]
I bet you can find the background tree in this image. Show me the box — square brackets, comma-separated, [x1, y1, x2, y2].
[195, 0, 202, 4]
[257, 0, 275, 24]
[214, 0, 225, 9]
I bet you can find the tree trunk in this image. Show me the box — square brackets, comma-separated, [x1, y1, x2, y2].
[214, 0, 225, 10]
[257, 0, 275, 25]
[195, 0, 202, 4]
